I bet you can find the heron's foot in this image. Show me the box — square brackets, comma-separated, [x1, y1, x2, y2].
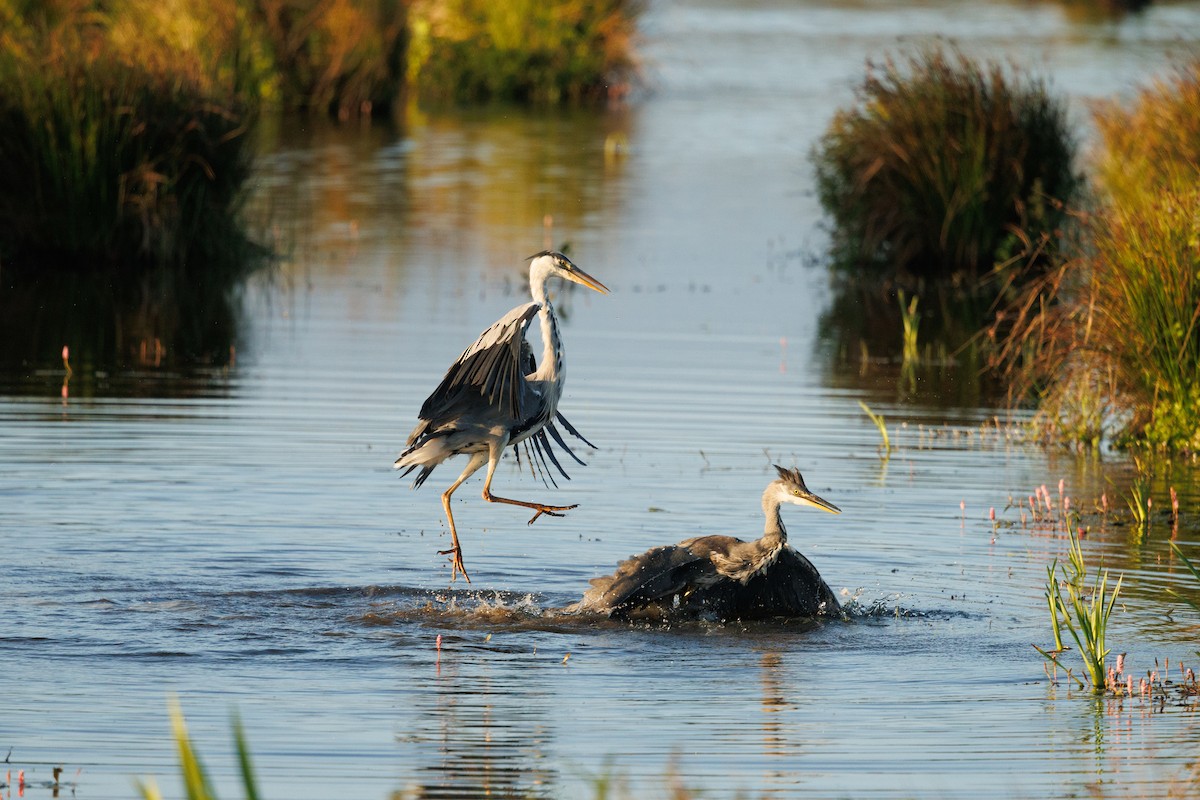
[526, 502, 579, 526]
[438, 545, 472, 584]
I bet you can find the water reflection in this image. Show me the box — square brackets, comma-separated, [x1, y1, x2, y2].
[397, 639, 557, 799]
[817, 277, 1002, 407]
[756, 650, 804, 792]
[0, 261, 257, 397]
[254, 108, 633, 276]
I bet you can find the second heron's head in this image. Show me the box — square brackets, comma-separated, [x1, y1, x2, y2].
[528, 250, 609, 295]
[770, 465, 841, 514]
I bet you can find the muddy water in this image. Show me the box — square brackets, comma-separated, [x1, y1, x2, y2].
[5, 1, 1200, 798]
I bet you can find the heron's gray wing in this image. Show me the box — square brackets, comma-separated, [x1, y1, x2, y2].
[415, 302, 539, 432]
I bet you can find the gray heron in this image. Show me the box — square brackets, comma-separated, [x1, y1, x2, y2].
[395, 250, 609, 582]
[568, 466, 842, 620]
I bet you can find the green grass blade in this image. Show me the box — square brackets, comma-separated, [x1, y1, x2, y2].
[168, 698, 216, 800]
[232, 713, 260, 800]
[858, 400, 892, 455]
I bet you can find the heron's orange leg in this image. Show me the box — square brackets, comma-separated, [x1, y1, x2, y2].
[438, 453, 486, 584]
[481, 446, 578, 526]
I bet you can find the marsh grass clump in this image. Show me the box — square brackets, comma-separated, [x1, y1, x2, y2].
[991, 59, 1200, 452]
[0, 6, 262, 272]
[992, 185, 1200, 451]
[812, 46, 1079, 282]
[407, 0, 641, 105]
[1091, 189, 1200, 450]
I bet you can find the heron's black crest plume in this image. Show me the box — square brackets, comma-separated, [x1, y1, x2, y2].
[526, 249, 572, 264]
[774, 464, 807, 489]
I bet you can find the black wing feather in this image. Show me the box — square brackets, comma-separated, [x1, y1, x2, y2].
[543, 421, 587, 466]
[555, 411, 597, 449]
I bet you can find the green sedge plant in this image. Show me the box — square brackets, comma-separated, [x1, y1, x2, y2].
[1035, 519, 1123, 693]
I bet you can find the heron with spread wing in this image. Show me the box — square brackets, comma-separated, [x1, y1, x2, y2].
[568, 466, 841, 620]
[395, 251, 609, 582]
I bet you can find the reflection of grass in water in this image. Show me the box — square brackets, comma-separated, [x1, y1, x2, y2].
[0, 258, 264, 386]
[818, 277, 997, 407]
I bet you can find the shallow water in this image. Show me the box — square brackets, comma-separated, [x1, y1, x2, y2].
[5, 1, 1200, 798]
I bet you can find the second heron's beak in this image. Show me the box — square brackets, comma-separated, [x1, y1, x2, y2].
[797, 490, 841, 515]
[564, 264, 610, 295]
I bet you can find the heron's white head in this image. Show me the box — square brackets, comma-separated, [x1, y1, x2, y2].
[528, 250, 609, 296]
[769, 465, 841, 514]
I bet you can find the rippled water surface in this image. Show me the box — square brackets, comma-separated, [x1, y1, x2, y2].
[6, 1, 1200, 798]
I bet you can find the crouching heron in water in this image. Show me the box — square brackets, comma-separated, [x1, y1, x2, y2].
[568, 466, 841, 620]
[395, 251, 609, 583]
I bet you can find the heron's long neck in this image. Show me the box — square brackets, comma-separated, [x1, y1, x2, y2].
[762, 492, 787, 547]
[530, 278, 564, 384]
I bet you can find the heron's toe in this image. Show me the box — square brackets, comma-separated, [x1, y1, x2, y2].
[438, 546, 472, 584]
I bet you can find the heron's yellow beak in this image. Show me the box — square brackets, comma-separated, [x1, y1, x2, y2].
[798, 491, 841, 515]
[565, 266, 609, 295]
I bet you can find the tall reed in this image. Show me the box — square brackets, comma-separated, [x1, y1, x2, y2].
[812, 45, 1079, 282]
